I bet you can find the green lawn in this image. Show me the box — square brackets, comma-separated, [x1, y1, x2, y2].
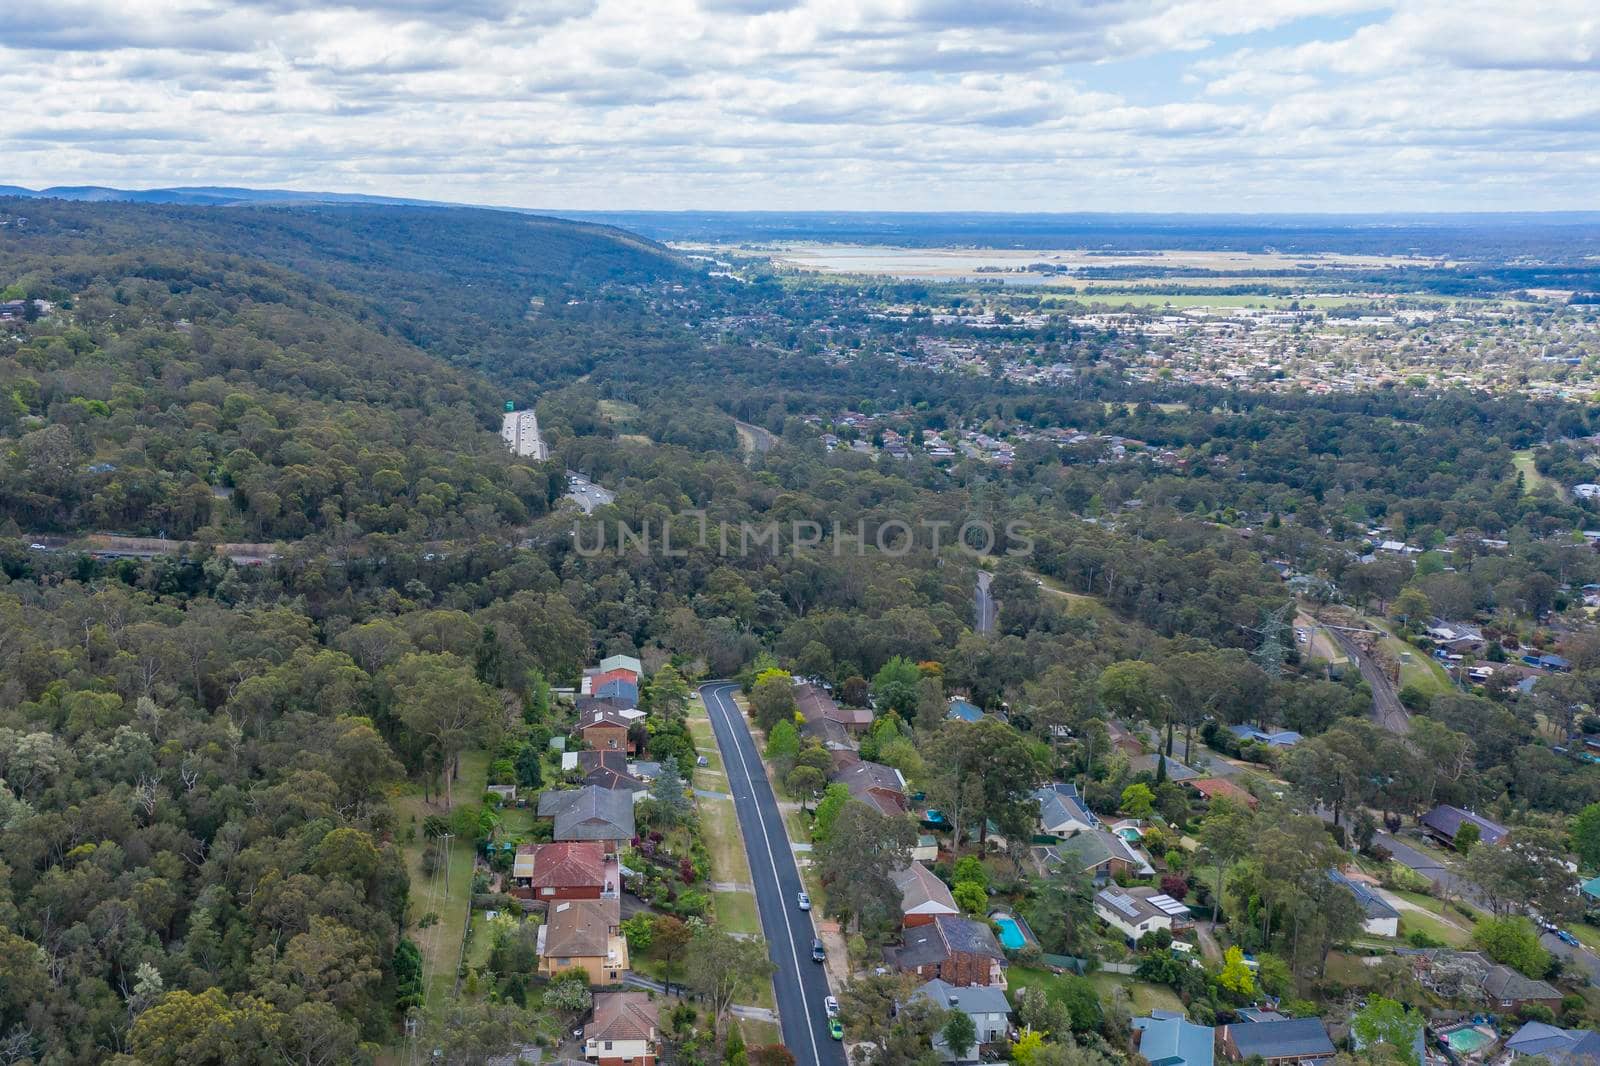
[1086, 973, 1187, 1016]
[1367, 619, 1453, 696]
[393, 749, 490, 1006]
[740, 1019, 783, 1049]
[700, 795, 753, 886]
[714, 890, 761, 936]
[1513, 449, 1561, 497]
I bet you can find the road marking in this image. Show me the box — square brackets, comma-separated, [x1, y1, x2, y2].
[704, 683, 825, 1066]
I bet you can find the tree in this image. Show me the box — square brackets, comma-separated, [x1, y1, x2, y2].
[750, 669, 799, 732]
[1120, 783, 1155, 818]
[942, 1010, 977, 1059]
[1199, 800, 1254, 922]
[926, 718, 1043, 849]
[764, 719, 800, 765]
[1572, 802, 1600, 871]
[685, 921, 774, 1038]
[785, 765, 826, 810]
[1453, 821, 1480, 853]
[1472, 916, 1551, 978]
[953, 881, 987, 914]
[872, 656, 922, 717]
[812, 783, 851, 844]
[1218, 946, 1256, 998]
[1097, 660, 1164, 724]
[1011, 1030, 1048, 1066]
[650, 756, 692, 825]
[645, 664, 691, 723]
[1463, 829, 1578, 921]
[816, 802, 916, 932]
[1352, 996, 1424, 1066]
[387, 652, 500, 807]
[514, 743, 543, 790]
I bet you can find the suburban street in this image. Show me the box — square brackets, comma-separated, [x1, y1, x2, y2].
[701, 683, 846, 1066]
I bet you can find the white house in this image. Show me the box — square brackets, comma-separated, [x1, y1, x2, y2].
[1329, 871, 1400, 938]
[1095, 887, 1190, 943]
[913, 979, 1011, 1062]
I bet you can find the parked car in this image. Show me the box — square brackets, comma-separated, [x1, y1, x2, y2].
[1558, 929, 1581, 946]
[796, 891, 811, 911]
[811, 938, 826, 962]
[829, 1018, 844, 1041]
[824, 996, 840, 1018]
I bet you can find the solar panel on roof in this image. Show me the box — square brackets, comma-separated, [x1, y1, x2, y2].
[1148, 894, 1189, 916]
[1108, 893, 1141, 917]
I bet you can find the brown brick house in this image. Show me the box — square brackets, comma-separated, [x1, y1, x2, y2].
[885, 914, 1006, 987]
[510, 841, 620, 902]
[577, 707, 635, 755]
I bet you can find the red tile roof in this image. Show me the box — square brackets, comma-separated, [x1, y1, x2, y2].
[518, 842, 608, 889]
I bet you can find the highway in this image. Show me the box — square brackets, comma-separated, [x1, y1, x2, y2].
[700, 683, 845, 1066]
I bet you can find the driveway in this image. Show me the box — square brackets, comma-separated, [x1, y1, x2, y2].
[702, 683, 845, 1065]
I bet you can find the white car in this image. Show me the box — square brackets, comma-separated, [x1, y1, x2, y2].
[796, 891, 811, 911]
[824, 996, 840, 1018]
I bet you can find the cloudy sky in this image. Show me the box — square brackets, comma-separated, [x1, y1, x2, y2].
[3, 0, 1596, 211]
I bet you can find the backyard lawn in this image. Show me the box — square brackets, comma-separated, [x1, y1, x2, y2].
[394, 749, 490, 1007]
[1008, 965, 1186, 1020]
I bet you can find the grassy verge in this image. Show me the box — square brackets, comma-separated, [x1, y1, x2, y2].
[700, 796, 753, 885]
[1366, 618, 1453, 696]
[1513, 449, 1560, 497]
[740, 1019, 783, 1049]
[393, 749, 490, 1007]
[714, 891, 761, 936]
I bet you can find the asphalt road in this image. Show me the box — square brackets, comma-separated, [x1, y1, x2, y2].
[701, 683, 845, 1066]
[1377, 830, 1600, 985]
[976, 570, 997, 634]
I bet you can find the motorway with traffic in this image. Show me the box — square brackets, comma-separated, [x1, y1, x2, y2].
[701, 683, 847, 1066]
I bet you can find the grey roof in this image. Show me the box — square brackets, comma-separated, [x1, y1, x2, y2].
[1035, 782, 1098, 832]
[891, 914, 1004, 969]
[539, 786, 636, 841]
[1481, 962, 1560, 1002]
[1052, 828, 1149, 873]
[1328, 870, 1400, 921]
[1223, 1017, 1334, 1060]
[913, 978, 1011, 1017]
[1420, 804, 1508, 845]
[1505, 1021, 1600, 1062]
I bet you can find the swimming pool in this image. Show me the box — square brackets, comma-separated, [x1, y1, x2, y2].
[1442, 1026, 1495, 1055]
[992, 914, 1031, 951]
[1116, 827, 1143, 842]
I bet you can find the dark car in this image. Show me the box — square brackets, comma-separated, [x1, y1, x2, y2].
[811, 938, 826, 962]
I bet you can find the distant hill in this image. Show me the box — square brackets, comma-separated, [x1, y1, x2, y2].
[0, 183, 457, 208]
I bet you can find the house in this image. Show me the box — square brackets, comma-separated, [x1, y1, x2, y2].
[598, 654, 643, 679]
[885, 914, 1007, 987]
[1106, 720, 1144, 755]
[1184, 778, 1258, 811]
[893, 862, 960, 927]
[1133, 1012, 1214, 1066]
[1041, 828, 1154, 881]
[575, 694, 641, 718]
[796, 683, 873, 735]
[1505, 1020, 1600, 1063]
[1218, 1017, 1335, 1064]
[1328, 870, 1399, 938]
[1034, 782, 1100, 837]
[947, 698, 984, 723]
[577, 707, 636, 755]
[571, 750, 648, 792]
[595, 678, 640, 705]
[538, 898, 628, 984]
[1581, 874, 1600, 909]
[584, 991, 659, 1066]
[1094, 886, 1192, 943]
[1227, 725, 1304, 748]
[510, 841, 619, 902]
[1419, 805, 1508, 849]
[835, 758, 910, 816]
[912, 979, 1011, 1061]
[1128, 753, 1200, 782]
[1480, 963, 1562, 1011]
[539, 787, 636, 853]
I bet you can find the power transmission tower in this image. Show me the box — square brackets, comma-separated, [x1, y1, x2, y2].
[1242, 601, 1296, 686]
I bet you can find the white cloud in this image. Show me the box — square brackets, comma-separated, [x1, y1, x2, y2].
[0, 0, 1594, 210]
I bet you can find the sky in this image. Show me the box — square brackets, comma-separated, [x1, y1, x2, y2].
[2, 0, 1597, 212]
